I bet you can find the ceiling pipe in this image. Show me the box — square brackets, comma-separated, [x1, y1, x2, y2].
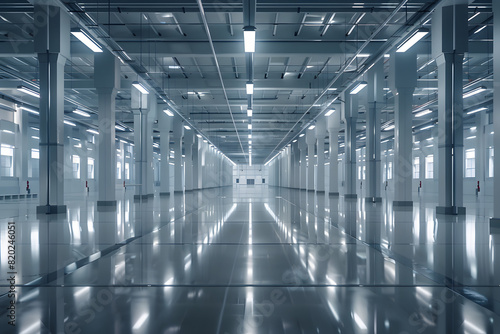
[196, 0, 248, 162]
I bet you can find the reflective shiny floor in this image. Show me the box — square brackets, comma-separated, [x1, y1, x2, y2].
[1, 186, 499, 333]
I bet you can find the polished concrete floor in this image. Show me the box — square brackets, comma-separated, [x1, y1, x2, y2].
[0, 186, 499, 333]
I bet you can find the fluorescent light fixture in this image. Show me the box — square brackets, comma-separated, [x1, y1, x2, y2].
[474, 25, 486, 34]
[168, 65, 180, 69]
[2, 129, 14, 134]
[184, 125, 191, 130]
[86, 129, 99, 135]
[64, 120, 76, 126]
[308, 125, 316, 130]
[20, 106, 39, 115]
[384, 125, 395, 131]
[203, 140, 208, 143]
[243, 28, 256, 52]
[73, 109, 90, 117]
[247, 108, 253, 117]
[31, 127, 39, 131]
[346, 24, 356, 36]
[248, 124, 252, 130]
[246, 82, 254, 95]
[32, 136, 40, 140]
[115, 125, 126, 131]
[325, 109, 335, 116]
[467, 107, 487, 115]
[396, 28, 429, 53]
[466, 136, 476, 139]
[468, 12, 481, 21]
[132, 313, 149, 330]
[292, 139, 297, 143]
[420, 124, 434, 131]
[463, 86, 486, 98]
[350, 81, 368, 95]
[299, 133, 305, 137]
[71, 29, 103, 52]
[163, 109, 174, 117]
[196, 134, 202, 138]
[415, 109, 432, 117]
[153, 143, 159, 148]
[470, 127, 477, 131]
[355, 53, 370, 58]
[248, 140, 252, 144]
[248, 134, 252, 138]
[132, 81, 149, 94]
[17, 86, 40, 98]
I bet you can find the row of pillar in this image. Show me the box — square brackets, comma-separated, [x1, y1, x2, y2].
[269, 2, 479, 215]
[33, 4, 233, 214]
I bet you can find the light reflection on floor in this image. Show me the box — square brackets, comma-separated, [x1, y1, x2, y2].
[0, 186, 499, 333]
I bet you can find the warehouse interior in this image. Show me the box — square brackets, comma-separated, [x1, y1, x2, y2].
[0, 0, 499, 332]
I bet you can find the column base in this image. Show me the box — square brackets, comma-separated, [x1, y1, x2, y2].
[97, 200, 117, 207]
[344, 194, 357, 199]
[316, 190, 325, 193]
[490, 218, 500, 228]
[36, 205, 67, 215]
[393, 200, 413, 207]
[307, 189, 314, 192]
[329, 192, 340, 196]
[365, 197, 382, 203]
[436, 206, 466, 215]
[174, 190, 184, 194]
[185, 189, 194, 192]
[160, 192, 170, 197]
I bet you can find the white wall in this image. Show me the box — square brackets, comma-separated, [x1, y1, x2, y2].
[233, 165, 268, 185]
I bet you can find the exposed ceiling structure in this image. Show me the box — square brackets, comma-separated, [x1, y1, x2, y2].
[0, 0, 494, 165]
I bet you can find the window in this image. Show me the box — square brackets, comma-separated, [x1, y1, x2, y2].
[31, 148, 39, 160]
[465, 149, 475, 178]
[425, 155, 434, 179]
[387, 162, 393, 180]
[117, 161, 122, 179]
[1, 145, 14, 177]
[125, 162, 130, 180]
[72, 155, 80, 179]
[489, 147, 494, 178]
[88, 158, 95, 179]
[413, 156, 420, 179]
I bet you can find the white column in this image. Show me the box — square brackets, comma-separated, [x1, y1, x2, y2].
[433, 3, 467, 215]
[315, 121, 326, 192]
[299, 137, 307, 190]
[184, 132, 194, 191]
[131, 82, 150, 200]
[327, 107, 340, 196]
[344, 92, 358, 199]
[366, 60, 383, 202]
[159, 108, 172, 196]
[35, 4, 69, 214]
[173, 118, 184, 193]
[389, 51, 417, 208]
[95, 50, 119, 207]
[306, 128, 316, 191]
[193, 136, 200, 190]
[491, 0, 500, 226]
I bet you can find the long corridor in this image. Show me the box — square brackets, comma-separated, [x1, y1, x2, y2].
[1, 186, 499, 333]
